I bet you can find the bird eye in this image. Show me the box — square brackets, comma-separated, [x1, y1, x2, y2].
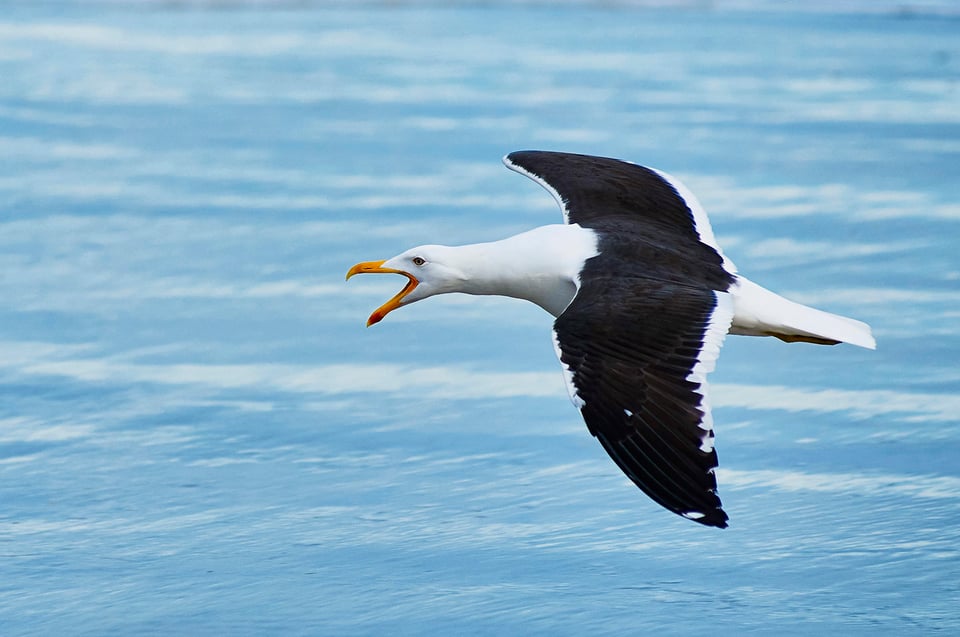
[411, 256, 426, 266]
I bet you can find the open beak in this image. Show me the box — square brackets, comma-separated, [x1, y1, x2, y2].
[345, 260, 420, 326]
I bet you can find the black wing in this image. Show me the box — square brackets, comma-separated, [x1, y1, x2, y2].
[504, 150, 735, 286]
[553, 271, 734, 528]
[506, 150, 709, 238]
[506, 150, 736, 526]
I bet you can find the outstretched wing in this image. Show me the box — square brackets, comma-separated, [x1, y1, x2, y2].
[553, 272, 735, 528]
[503, 150, 736, 277]
[506, 150, 738, 526]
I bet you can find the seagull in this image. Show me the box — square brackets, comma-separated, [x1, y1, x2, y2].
[346, 150, 875, 528]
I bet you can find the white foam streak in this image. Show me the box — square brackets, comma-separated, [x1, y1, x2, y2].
[0, 418, 94, 443]
[720, 467, 960, 500]
[786, 287, 960, 308]
[0, 23, 311, 57]
[693, 177, 960, 221]
[712, 382, 960, 423]
[739, 237, 922, 262]
[3, 345, 563, 402]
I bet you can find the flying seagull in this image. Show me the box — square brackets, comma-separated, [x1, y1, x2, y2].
[346, 150, 875, 528]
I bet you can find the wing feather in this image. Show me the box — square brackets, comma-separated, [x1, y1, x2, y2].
[553, 278, 733, 528]
[506, 150, 737, 527]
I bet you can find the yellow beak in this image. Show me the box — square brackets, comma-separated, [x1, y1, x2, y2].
[345, 260, 420, 326]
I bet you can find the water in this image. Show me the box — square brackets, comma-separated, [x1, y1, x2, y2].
[1, 2, 958, 635]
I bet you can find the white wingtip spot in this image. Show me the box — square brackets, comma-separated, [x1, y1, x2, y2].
[682, 511, 706, 521]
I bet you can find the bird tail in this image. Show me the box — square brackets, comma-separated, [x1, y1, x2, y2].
[730, 277, 876, 350]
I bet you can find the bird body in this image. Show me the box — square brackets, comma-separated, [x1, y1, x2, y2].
[347, 150, 875, 528]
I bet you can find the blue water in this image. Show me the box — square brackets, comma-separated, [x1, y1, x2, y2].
[1, 2, 959, 635]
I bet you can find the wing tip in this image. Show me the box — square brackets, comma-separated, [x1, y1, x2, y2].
[502, 150, 531, 169]
[502, 150, 572, 223]
[682, 508, 729, 528]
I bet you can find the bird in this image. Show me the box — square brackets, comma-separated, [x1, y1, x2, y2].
[346, 150, 875, 528]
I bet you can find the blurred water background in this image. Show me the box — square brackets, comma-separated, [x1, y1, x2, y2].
[1, 1, 958, 634]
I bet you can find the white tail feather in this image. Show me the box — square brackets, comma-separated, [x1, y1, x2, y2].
[730, 277, 876, 350]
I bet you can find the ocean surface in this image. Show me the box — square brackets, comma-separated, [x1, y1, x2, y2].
[1, 2, 958, 635]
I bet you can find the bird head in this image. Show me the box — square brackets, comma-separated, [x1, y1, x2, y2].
[346, 246, 466, 326]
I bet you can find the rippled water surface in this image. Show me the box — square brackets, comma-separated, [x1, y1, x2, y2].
[1, 2, 959, 635]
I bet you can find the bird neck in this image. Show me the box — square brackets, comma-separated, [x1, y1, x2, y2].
[445, 224, 598, 317]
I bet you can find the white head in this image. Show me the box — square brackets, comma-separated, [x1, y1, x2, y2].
[345, 245, 468, 326]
